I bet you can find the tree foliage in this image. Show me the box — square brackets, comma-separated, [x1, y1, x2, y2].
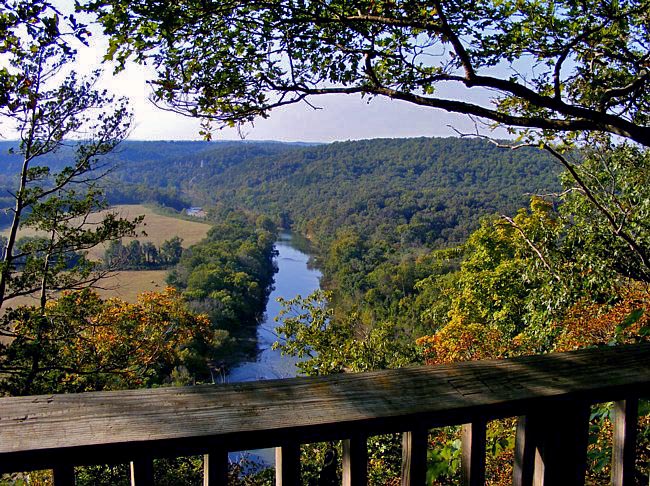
[85, 0, 650, 145]
[417, 144, 650, 359]
[0, 0, 139, 311]
[105, 236, 184, 269]
[167, 213, 278, 365]
[274, 290, 417, 376]
[0, 287, 217, 395]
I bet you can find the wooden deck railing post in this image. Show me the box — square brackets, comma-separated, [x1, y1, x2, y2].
[343, 434, 368, 486]
[401, 430, 428, 486]
[52, 465, 75, 486]
[130, 458, 154, 486]
[275, 444, 301, 486]
[204, 448, 229, 486]
[531, 403, 590, 486]
[513, 415, 535, 486]
[611, 398, 639, 486]
[461, 420, 487, 486]
[0, 344, 648, 483]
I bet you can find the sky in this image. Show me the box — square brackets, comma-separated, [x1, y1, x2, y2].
[91, 61, 493, 143]
[26, 1, 507, 143]
[85, 49, 497, 143]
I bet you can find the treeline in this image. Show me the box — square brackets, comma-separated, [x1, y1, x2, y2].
[104, 237, 183, 270]
[0, 184, 191, 227]
[168, 213, 279, 363]
[103, 183, 191, 211]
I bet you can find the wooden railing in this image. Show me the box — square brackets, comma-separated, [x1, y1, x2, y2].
[1, 343, 649, 485]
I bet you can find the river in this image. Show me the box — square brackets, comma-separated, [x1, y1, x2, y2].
[226, 232, 321, 382]
[221, 233, 321, 467]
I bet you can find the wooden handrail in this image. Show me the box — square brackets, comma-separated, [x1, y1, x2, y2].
[0, 343, 649, 485]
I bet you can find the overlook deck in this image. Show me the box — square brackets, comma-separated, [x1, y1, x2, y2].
[0, 343, 649, 485]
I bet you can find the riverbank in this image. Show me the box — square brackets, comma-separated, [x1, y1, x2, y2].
[225, 232, 322, 382]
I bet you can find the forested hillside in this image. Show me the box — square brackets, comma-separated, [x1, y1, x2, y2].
[0, 137, 558, 246]
[0, 140, 299, 216]
[197, 137, 559, 247]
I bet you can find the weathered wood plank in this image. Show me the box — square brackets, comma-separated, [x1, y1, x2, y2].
[461, 421, 486, 486]
[275, 444, 301, 486]
[52, 465, 75, 486]
[204, 448, 228, 486]
[401, 430, 428, 486]
[343, 434, 368, 486]
[513, 416, 535, 486]
[130, 458, 154, 486]
[0, 344, 649, 473]
[531, 403, 590, 486]
[611, 398, 638, 486]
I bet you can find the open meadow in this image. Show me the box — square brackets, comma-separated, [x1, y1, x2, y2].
[1, 204, 211, 304]
[1, 204, 211, 261]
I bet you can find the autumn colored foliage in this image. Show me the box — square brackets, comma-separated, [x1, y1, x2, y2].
[553, 288, 650, 352]
[0, 287, 216, 395]
[416, 319, 507, 365]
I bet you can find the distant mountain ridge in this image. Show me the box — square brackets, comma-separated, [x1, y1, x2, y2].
[0, 138, 559, 246]
[179, 137, 560, 246]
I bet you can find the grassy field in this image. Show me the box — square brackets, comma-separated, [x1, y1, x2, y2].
[1, 204, 211, 261]
[1, 204, 211, 304]
[94, 270, 170, 301]
[6, 270, 170, 309]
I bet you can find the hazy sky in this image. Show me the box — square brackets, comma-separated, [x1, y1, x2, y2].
[40, 2, 507, 143]
[85, 51, 499, 143]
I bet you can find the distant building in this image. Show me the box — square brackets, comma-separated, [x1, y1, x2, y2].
[185, 207, 207, 218]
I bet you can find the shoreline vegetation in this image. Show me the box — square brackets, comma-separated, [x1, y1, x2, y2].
[1, 136, 649, 483]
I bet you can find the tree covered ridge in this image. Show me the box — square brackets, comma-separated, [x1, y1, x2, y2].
[170, 137, 559, 248]
[0, 137, 560, 248]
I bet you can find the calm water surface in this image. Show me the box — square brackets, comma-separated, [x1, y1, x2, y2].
[225, 233, 321, 465]
[227, 232, 321, 382]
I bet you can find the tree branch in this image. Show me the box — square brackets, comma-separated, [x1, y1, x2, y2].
[541, 143, 650, 279]
[500, 215, 563, 284]
[433, 0, 475, 79]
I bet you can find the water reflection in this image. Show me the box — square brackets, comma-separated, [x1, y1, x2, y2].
[222, 233, 321, 467]
[226, 232, 321, 382]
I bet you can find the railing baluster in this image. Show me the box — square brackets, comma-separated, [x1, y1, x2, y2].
[611, 398, 639, 486]
[531, 403, 590, 486]
[130, 458, 154, 486]
[343, 434, 368, 486]
[461, 420, 486, 486]
[1, 344, 648, 483]
[275, 443, 301, 486]
[401, 430, 428, 486]
[204, 448, 229, 486]
[513, 415, 535, 486]
[52, 465, 75, 486]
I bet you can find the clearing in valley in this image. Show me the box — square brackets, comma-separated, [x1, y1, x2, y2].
[1, 204, 211, 304]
